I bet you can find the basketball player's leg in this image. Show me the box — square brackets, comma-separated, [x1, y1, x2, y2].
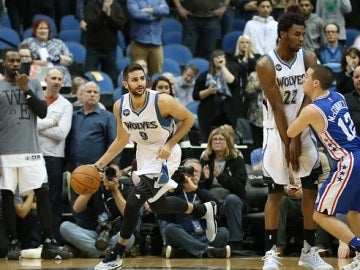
[263, 181, 284, 250]
[301, 174, 319, 247]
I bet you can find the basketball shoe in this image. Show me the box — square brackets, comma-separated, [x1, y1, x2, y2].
[262, 245, 281, 270]
[343, 252, 360, 270]
[202, 201, 217, 241]
[41, 239, 73, 259]
[298, 241, 334, 270]
[95, 250, 123, 270]
[7, 239, 21, 260]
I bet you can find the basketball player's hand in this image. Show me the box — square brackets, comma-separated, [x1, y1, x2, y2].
[15, 71, 29, 92]
[338, 241, 350, 259]
[289, 136, 302, 171]
[157, 144, 171, 160]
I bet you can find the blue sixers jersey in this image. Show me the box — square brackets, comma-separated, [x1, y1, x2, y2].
[312, 91, 360, 160]
[313, 91, 360, 215]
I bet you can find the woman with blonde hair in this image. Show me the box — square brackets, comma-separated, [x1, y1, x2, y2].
[229, 35, 261, 120]
[199, 127, 248, 254]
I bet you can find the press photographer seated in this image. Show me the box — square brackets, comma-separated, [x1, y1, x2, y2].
[60, 162, 135, 257]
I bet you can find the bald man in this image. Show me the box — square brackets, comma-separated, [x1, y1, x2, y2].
[37, 68, 73, 241]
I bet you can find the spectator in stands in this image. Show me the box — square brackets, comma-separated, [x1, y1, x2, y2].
[336, 46, 360, 94]
[228, 34, 260, 120]
[193, 50, 239, 143]
[72, 83, 106, 110]
[84, 0, 126, 86]
[70, 76, 86, 96]
[127, 0, 169, 76]
[199, 127, 248, 254]
[0, 191, 40, 258]
[319, 23, 345, 85]
[172, 0, 221, 60]
[173, 64, 199, 107]
[5, 0, 33, 36]
[20, 19, 74, 87]
[245, 70, 263, 148]
[271, 0, 292, 20]
[164, 158, 231, 258]
[60, 162, 135, 258]
[344, 65, 360, 134]
[316, 0, 352, 45]
[18, 44, 36, 75]
[37, 68, 73, 241]
[66, 81, 117, 172]
[152, 75, 174, 96]
[243, 0, 278, 55]
[219, 0, 234, 38]
[298, 0, 325, 54]
[237, 0, 258, 21]
[76, 0, 93, 32]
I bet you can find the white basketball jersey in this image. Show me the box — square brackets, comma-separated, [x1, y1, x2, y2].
[263, 49, 306, 128]
[120, 90, 180, 175]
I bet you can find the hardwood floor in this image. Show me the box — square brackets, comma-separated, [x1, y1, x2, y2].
[0, 256, 350, 270]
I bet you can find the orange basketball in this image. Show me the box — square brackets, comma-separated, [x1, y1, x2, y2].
[71, 165, 101, 195]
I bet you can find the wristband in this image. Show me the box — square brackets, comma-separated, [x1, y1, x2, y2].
[94, 164, 104, 172]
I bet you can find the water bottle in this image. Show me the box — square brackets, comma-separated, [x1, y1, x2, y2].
[144, 234, 152, 255]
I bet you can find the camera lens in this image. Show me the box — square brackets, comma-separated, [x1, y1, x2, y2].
[105, 167, 116, 181]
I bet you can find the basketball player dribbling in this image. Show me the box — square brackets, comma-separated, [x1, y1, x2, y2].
[256, 12, 332, 270]
[92, 63, 217, 270]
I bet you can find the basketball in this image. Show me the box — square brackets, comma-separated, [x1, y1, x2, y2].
[71, 165, 101, 195]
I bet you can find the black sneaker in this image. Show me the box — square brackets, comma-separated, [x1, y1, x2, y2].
[7, 239, 21, 260]
[205, 245, 231, 258]
[41, 239, 73, 259]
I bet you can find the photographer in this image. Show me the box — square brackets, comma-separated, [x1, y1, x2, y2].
[60, 162, 135, 258]
[163, 158, 231, 258]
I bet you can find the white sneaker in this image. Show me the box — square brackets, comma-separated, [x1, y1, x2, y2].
[202, 201, 217, 242]
[165, 245, 172, 259]
[94, 255, 122, 270]
[262, 245, 281, 270]
[343, 252, 360, 270]
[21, 247, 42, 258]
[298, 241, 334, 270]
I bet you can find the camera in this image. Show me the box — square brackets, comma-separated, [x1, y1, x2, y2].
[171, 166, 195, 193]
[104, 166, 116, 181]
[95, 212, 112, 251]
[177, 166, 195, 175]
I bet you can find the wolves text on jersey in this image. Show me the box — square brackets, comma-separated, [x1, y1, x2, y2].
[123, 121, 158, 131]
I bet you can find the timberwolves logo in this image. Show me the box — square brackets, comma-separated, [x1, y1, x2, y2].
[275, 64, 282, 71]
[123, 109, 130, 116]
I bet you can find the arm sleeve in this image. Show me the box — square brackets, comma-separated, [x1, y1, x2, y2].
[24, 90, 47, 119]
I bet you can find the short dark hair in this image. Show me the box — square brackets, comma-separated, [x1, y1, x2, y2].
[3, 49, 19, 60]
[311, 64, 334, 90]
[123, 63, 145, 81]
[277, 12, 306, 38]
[323, 23, 340, 33]
[257, 0, 272, 6]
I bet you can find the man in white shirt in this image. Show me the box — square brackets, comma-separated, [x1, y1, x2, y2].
[37, 68, 73, 241]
